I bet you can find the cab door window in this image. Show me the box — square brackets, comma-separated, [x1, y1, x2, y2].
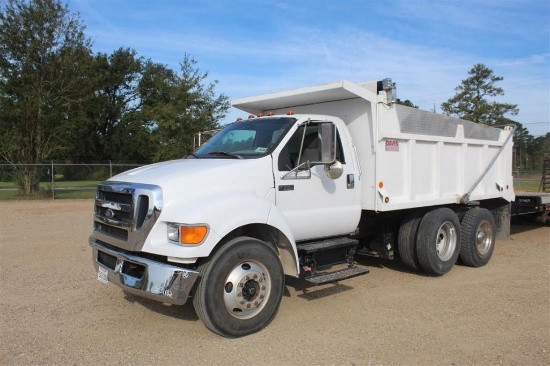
[278, 123, 345, 171]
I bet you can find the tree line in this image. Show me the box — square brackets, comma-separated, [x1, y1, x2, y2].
[1, 0, 229, 195]
[398, 63, 549, 172]
[440, 63, 549, 172]
[1, 1, 548, 196]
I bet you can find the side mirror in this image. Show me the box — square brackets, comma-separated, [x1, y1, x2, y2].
[324, 160, 343, 179]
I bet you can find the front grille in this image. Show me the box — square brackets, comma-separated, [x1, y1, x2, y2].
[94, 222, 128, 241]
[92, 182, 162, 251]
[135, 195, 149, 229]
[97, 190, 133, 205]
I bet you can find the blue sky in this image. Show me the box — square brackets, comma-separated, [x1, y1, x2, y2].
[69, 0, 549, 137]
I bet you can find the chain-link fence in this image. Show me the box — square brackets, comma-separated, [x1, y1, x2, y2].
[0, 163, 546, 199]
[0, 162, 144, 199]
[513, 169, 544, 192]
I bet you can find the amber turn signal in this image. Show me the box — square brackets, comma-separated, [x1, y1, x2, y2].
[180, 226, 208, 245]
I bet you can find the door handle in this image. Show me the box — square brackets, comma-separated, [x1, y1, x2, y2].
[278, 185, 294, 191]
[347, 174, 355, 189]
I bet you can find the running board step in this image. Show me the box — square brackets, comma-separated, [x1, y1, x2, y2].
[305, 266, 369, 285]
[297, 237, 359, 253]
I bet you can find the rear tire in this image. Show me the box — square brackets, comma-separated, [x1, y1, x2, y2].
[398, 210, 423, 271]
[193, 236, 284, 338]
[416, 208, 461, 276]
[460, 208, 496, 267]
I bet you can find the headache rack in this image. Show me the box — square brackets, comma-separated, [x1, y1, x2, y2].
[93, 182, 163, 251]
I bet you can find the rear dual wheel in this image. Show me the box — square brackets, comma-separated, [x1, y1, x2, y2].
[398, 210, 424, 271]
[459, 208, 496, 267]
[400, 207, 496, 275]
[416, 208, 461, 276]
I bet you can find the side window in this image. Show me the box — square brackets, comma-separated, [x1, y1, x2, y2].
[278, 123, 346, 171]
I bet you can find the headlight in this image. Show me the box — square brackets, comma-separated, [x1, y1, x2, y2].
[167, 223, 180, 242]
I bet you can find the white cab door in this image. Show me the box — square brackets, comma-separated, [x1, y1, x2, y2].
[273, 122, 360, 241]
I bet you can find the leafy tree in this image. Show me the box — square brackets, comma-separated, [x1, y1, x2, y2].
[70, 48, 148, 162]
[146, 55, 230, 161]
[0, 0, 93, 195]
[527, 133, 550, 170]
[504, 118, 534, 168]
[441, 64, 519, 125]
[396, 98, 418, 108]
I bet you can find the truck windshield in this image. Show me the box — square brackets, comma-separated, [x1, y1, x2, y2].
[193, 117, 296, 159]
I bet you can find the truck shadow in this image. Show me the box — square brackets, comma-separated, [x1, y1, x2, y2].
[119, 244, 504, 320]
[510, 220, 550, 235]
[282, 257, 432, 300]
[122, 292, 199, 321]
[354, 255, 432, 276]
[284, 275, 354, 301]
[355, 254, 502, 275]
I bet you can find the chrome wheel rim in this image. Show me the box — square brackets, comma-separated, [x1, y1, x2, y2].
[476, 220, 493, 255]
[436, 221, 457, 261]
[223, 260, 271, 319]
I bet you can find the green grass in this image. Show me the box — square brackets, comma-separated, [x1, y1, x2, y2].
[0, 179, 544, 200]
[0, 180, 99, 200]
[514, 179, 542, 192]
[52, 180, 101, 188]
[53, 190, 96, 199]
[0, 180, 100, 188]
[0, 190, 96, 200]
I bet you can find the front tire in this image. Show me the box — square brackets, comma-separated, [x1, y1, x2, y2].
[193, 236, 284, 338]
[416, 208, 461, 276]
[460, 208, 496, 267]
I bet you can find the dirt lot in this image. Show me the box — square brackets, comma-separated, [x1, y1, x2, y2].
[1, 200, 549, 365]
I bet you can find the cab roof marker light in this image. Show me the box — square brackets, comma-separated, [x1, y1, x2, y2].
[267, 111, 274, 116]
[248, 114, 255, 119]
[236, 117, 243, 122]
[257, 112, 264, 117]
[287, 110, 294, 115]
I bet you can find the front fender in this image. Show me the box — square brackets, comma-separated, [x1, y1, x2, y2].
[141, 188, 298, 268]
[266, 203, 300, 276]
[202, 189, 300, 276]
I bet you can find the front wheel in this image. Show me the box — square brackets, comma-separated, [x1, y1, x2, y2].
[193, 236, 284, 338]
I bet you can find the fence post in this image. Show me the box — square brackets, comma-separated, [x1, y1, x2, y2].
[51, 160, 55, 200]
[110, 161, 113, 178]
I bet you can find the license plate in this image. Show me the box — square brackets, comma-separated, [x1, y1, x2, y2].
[97, 266, 109, 284]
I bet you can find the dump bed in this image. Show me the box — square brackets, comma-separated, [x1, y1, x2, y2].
[232, 80, 515, 212]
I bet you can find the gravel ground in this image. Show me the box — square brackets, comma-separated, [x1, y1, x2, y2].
[1, 199, 549, 365]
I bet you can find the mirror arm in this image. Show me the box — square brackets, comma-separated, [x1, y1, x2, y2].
[281, 161, 312, 180]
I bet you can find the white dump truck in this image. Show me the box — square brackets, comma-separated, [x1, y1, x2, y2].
[89, 79, 515, 337]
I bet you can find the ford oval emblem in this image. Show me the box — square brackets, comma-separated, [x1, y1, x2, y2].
[105, 209, 115, 219]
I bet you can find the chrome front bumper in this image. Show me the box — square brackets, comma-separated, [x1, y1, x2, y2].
[89, 238, 199, 305]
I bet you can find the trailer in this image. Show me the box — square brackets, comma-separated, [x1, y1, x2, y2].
[512, 192, 550, 223]
[89, 79, 515, 337]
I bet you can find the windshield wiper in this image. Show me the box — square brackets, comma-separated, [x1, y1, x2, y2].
[207, 151, 243, 159]
[186, 153, 199, 159]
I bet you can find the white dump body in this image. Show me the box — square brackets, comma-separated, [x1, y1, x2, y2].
[232, 80, 515, 212]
